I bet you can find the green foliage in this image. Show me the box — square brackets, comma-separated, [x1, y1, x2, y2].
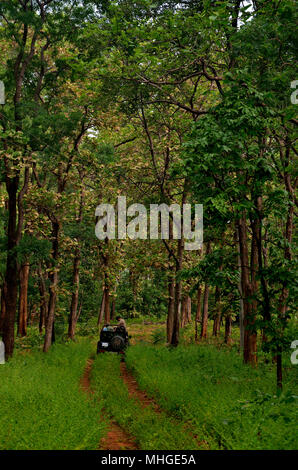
[151, 327, 166, 345]
[125, 344, 298, 449]
[116, 269, 168, 319]
[15, 326, 44, 350]
[0, 341, 106, 450]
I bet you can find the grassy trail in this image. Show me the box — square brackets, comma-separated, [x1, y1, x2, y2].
[81, 358, 138, 450]
[88, 326, 205, 450]
[89, 321, 297, 450]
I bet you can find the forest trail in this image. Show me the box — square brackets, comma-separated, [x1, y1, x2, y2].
[120, 361, 207, 449]
[81, 358, 138, 450]
[120, 361, 161, 412]
[81, 350, 206, 450]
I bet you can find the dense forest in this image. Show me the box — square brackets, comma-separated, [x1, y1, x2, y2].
[0, 0, 297, 452]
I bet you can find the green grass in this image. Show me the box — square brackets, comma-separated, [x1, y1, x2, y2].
[0, 340, 106, 450]
[125, 343, 298, 450]
[91, 353, 202, 450]
[2, 322, 297, 450]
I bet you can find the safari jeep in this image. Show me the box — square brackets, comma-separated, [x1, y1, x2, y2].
[97, 324, 129, 355]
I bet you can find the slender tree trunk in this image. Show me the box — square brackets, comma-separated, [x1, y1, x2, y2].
[200, 283, 210, 338]
[186, 296, 192, 323]
[224, 315, 232, 345]
[0, 283, 7, 335]
[238, 214, 257, 365]
[68, 253, 81, 339]
[276, 346, 283, 389]
[100, 238, 111, 324]
[180, 295, 191, 327]
[212, 286, 221, 337]
[3, 177, 19, 358]
[18, 262, 30, 337]
[28, 302, 37, 327]
[104, 284, 110, 324]
[166, 219, 175, 342]
[255, 197, 271, 331]
[181, 296, 187, 328]
[111, 299, 116, 321]
[169, 185, 187, 347]
[43, 220, 60, 353]
[97, 291, 106, 326]
[129, 269, 138, 317]
[213, 314, 221, 336]
[195, 287, 202, 322]
[68, 185, 84, 339]
[38, 265, 47, 334]
[170, 237, 184, 346]
[200, 241, 211, 339]
[237, 230, 245, 351]
[167, 277, 175, 343]
[195, 286, 202, 342]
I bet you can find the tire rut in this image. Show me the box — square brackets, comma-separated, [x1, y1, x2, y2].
[120, 362, 161, 412]
[81, 358, 138, 450]
[120, 361, 207, 449]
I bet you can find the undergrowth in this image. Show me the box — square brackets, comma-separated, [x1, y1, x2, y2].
[125, 344, 298, 450]
[0, 340, 106, 450]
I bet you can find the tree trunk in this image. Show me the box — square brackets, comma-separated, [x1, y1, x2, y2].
[170, 237, 184, 346]
[180, 295, 191, 327]
[18, 262, 30, 337]
[110, 299, 116, 321]
[238, 214, 257, 365]
[0, 283, 7, 335]
[276, 346, 282, 390]
[237, 228, 245, 351]
[195, 286, 201, 342]
[200, 241, 211, 339]
[186, 296, 191, 323]
[97, 290, 106, 326]
[212, 286, 221, 337]
[104, 285, 110, 323]
[224, 315, 232, 345]
[68, 253, 81, 339]
[3, 177, 19, 358]
[68, 184, 84, 339]
[167, 277, 175, 343]
[200, 283, 210, 339]
[38, 265, 47, 334]
[169, 185, 187, 347]
[181, 296, 187, 328]
[43, 220, 60, 353]
[100, 238, 111, 324]
[213, 314, 221, 337]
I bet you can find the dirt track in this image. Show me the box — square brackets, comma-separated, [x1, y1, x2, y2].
[81, 359, 138, 450]
[81, 353, 205, 450]
[120, 362, 161, 412]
